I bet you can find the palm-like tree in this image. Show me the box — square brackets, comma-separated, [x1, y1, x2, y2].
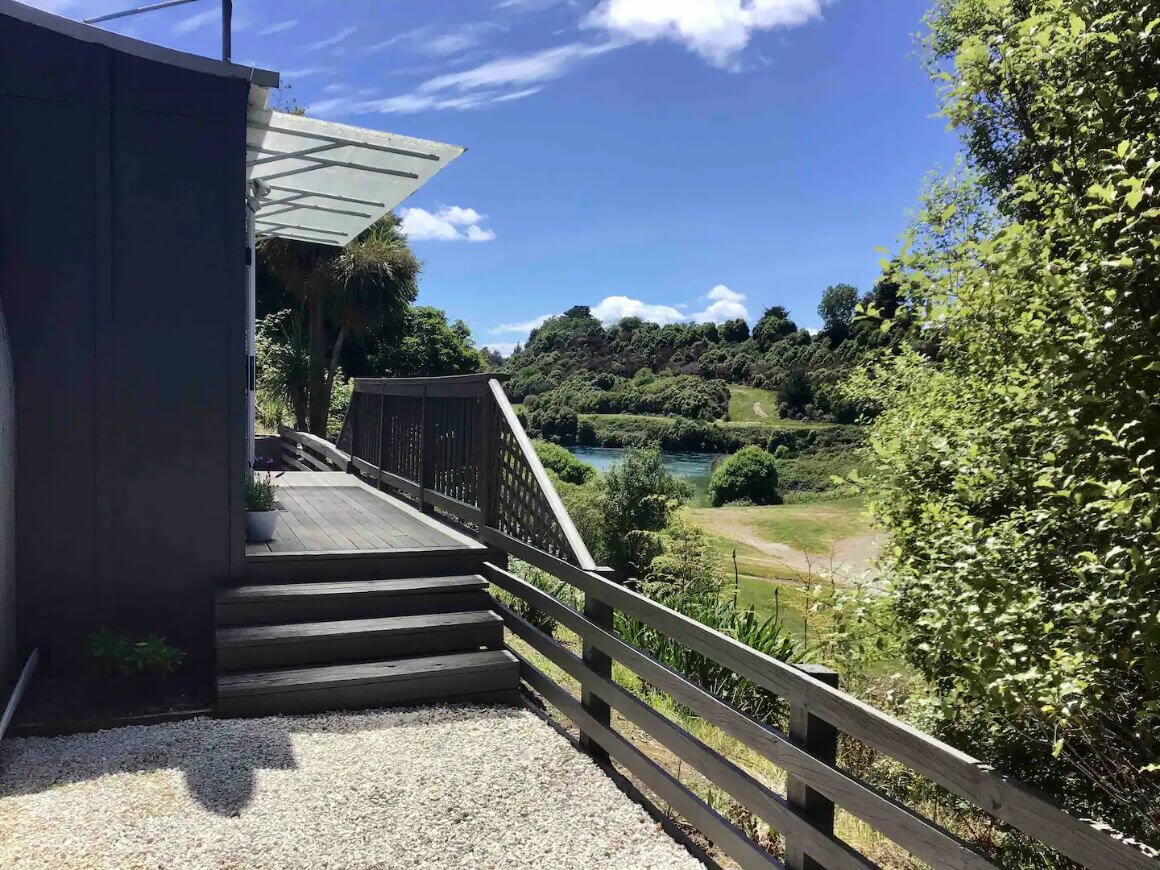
[260, 214, 420, 435]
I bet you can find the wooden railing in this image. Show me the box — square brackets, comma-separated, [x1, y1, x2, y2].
[306, 375, 1154, 869]
[489, 540, 1158, 870]
[334, 374, 595, 569]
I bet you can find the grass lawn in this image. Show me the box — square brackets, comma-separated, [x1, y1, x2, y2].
[684, 498, 874, 642]
[726, 384, 780, 423]
[686, 497, 869, 555]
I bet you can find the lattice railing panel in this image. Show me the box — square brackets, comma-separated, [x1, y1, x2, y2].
[495, 424, 573, 562]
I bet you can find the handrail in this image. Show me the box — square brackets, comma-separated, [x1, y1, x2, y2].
[277, 425, 350, 471]
[486, 533, 1158, 870]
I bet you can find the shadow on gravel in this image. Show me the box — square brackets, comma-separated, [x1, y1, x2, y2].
[0, 716, 296, 816]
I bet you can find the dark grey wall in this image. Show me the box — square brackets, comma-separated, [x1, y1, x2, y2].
[0, 294, 14, 693]
[0, 12, 248, 704]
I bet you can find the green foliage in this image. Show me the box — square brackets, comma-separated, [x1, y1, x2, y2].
[502, 299, 881, 425]
[87, 629, 185, 676]
[777, 366, 814, 413]
[368, 305, 482, 377]
[618, 519, 803, 721]
[533, 440, 595, 484]
[526, 401, 578, 443]
[259, 214, 420, 436]
[708, 446, 780, 507]
[817, 283, 859, 345]
[523, 371, 731, 423]
[245, 472, 278, 512]
[602, 448, 692, 575]
[255, 309, 309, 431]
[750, 305, 797, 351]
[847, 0, 1160, 844]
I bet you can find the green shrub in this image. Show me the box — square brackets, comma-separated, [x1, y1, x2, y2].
[526, 401, 578, 443]
[618, 519, 802, 722]
[533, 441, 595, 484]
[87, 629, 186, 676]
[843, 0, 1160, 846]
[708, 446, 780, 507]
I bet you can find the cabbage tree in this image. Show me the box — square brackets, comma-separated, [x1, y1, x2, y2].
[259, 215, 420, 436]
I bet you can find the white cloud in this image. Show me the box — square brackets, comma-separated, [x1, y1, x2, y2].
[493, 314, 555, 334]
[465, 225, 498, 242]
[356, 86, 541, 115]
[420, 22, 506, 57]
[591, 285, 750, 326]
[592, 296, 687, 325]
[399, 206, 497, 243]
[484, 341, 519, 356]
[306, 26, 357, 52]
[495, 0, 569, 9]
[258, 19, 298, 36]
[706, 284, 745, 303]
[281, 66, 338, 80]
[694, 283, 750, 321]
[417, 41, 619, 95]
[585, 0, 826, 68]
[172, 7, 220, 34]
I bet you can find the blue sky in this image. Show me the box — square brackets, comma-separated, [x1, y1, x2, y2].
[34, 0, 958, 353]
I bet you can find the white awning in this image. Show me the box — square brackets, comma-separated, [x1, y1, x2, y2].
[246, 107, 466, 247]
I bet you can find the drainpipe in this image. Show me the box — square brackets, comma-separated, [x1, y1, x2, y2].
[245, 193, 257, 470]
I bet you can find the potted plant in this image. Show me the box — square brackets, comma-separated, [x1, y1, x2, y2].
[245, 471, 279, 542]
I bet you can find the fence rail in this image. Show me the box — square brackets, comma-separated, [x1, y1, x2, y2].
[302, 375, 1153, 869]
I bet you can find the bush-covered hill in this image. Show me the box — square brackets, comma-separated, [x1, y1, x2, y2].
[502, 287, 905, 431]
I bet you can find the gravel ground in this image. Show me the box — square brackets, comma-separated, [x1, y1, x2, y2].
[0, 704, 703, 870]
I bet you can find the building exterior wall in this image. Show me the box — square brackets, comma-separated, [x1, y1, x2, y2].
[0, 295, 14, 694]
[0, 11, 248, 706]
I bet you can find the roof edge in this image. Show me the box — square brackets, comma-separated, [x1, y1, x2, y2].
[0, 0, 279, 88]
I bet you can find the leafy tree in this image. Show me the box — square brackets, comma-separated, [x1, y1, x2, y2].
[260, 215, 419, 435]
[751, 305, 798, 351]
[708, 446, 780, 506]
[370, 306, 481, 377]
[848, 0, 1160, 846]
[778, 366, 813, 412]
[602, 448, 691, 575]
[720, 318, 750, 343]
[817, 283, 859, 345]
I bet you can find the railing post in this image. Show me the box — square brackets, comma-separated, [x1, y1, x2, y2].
[476, 384, 498, 530]
[786, 664, 840, 870]
[375, 392, 386, 488]
[419, 386, 435, 515]
[580, 566, 617, 763]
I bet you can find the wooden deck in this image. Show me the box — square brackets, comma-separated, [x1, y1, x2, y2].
[246, 471, 479, 557]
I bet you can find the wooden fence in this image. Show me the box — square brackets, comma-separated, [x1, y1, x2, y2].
[311, 375, 1154, 870]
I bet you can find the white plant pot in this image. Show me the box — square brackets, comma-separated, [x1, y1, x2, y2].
[246, 509, 278, 543]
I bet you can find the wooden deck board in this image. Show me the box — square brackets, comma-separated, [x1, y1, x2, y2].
[246, 472, 478, 558]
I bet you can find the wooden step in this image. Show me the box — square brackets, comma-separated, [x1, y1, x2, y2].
[215, 650, 520, 717]
[216, 611, 504, 671]
[216, 575, 491, 627]
[243, 547, 489, 584]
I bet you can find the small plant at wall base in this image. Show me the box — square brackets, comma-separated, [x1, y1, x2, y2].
[87, 629, 185, 676]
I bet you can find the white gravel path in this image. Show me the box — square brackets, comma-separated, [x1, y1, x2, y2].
[0, 704, 703, 870]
